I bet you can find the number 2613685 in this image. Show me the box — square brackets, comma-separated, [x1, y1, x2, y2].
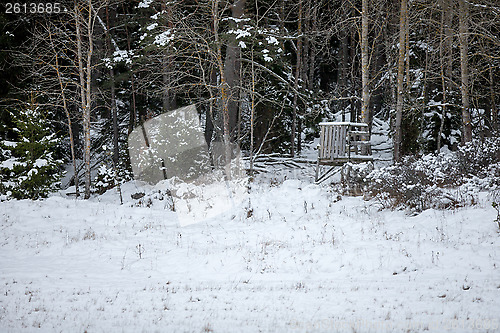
[5, 3, 67, 14]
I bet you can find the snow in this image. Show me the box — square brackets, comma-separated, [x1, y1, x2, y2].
[0, 158, 25, 170]
[104, 50, 134, 68]
[26, 168, 38, 177]
[113, 50, 133, 65]
[154, 30, 175, 46]
[146, 23, 158, 31]
[228, 28, 251, 39]
[34, 158, 48, 168]
[319, 122, 369, 126]
[262, 49, 273, 62]
[137, 0, 153, 9]
[223, 17, 251, 23]
[1, 171, 499, 331]
[266, 36, 279, 45]
[150, 12, 162, 20]
[2, 141, 17, 148]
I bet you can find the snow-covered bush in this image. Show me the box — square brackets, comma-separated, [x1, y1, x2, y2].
[94, 165, 118, 195]
[93, 163, 132, 195]
[0, 104, 63, 200]
[456, 137, 500, 179]
[364, 157, 455, 211]
[362, 138, 500, 212]
[339, 162, 374, 196]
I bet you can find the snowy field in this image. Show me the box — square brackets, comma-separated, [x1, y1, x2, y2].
[1, 168, 499, 332]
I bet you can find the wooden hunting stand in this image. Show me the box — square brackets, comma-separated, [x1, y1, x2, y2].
[315, 122, 373, 183]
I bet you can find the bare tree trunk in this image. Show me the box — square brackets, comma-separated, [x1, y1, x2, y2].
[124, 21, 137, 134]
[361, 0, 370, 126]
[224, 0, 246, 140]
[279, 0, 285, 53]
[249, 43, 255, 176]
[394, 0, 407, 162]
[437, 0, 451, 151]
[105, 4, 119, 165]
[404, 1, 410, 91]
[420, 33, 429, 149]
[340, 30, 348, 122]
[110, 68, 118, 164]
[301, 1, 309, 87]
[205, 67, 217, 147]
[84, 3, 94, 198]
[490, 64, 498, 133]
[162, 0, 169, 112]
[291, 0, 302, 157]
[350, 21, 358, 123]
[162, 68, 171, 111]
[458, 0, 472, 143]
[385, 26, 396, 124]
[75, 2, 92, 198]
[161, 0, 176, 112]
[307, 4, 317, 92]
[212, 1, 232, 179]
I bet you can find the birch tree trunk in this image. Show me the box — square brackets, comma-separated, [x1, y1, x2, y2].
[458, 0, 472, 143]
[75, 1, 94, 199]
[85, 3, 93, 198]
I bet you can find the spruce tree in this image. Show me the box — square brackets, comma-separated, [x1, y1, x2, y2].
[0, 98, 63, 200]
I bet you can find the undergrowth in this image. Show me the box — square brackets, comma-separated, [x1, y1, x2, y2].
[341, 138, 500, 213]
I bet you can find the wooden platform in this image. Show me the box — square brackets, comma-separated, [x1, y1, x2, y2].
[315, 122, 373, 183]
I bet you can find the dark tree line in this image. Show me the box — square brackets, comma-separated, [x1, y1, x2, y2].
[0, 0, 498, 198]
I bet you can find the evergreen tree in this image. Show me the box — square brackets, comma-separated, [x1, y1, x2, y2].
[0, 98, 63, 200]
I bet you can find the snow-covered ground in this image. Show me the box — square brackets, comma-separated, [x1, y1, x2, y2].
[1, 166, 499, 332]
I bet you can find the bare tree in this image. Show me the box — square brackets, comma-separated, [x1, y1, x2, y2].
[104, 3, 119, 165]
[290, 0, 302, 157]
[394, 0, 407, 162]
[360, 0, 370, 125]
[74, 0, 99, 198]
[490, 64, 498, 133]
[458, 0, 472, 143]
[224, 0, 246, 140]
[437, 0, 453, 151]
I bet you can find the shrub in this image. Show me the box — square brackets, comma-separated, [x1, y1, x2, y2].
[359, 138, 500, 212]
[340, 162, 374, 196]
[455, 137, 500, 179]
[93, 163, 132, 195]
